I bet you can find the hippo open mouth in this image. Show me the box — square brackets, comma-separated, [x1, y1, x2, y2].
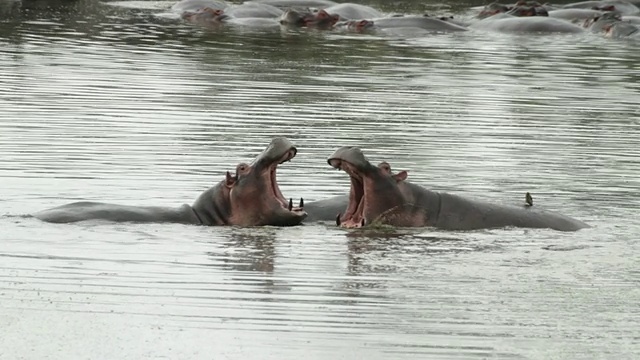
[270, 147, 305, 215]
[329, 158, 366, 228]
[328, 146, 409, 229]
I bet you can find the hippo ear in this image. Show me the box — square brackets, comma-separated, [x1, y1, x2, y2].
[225, 171, 236, 188]
[393, 171, 408, 182]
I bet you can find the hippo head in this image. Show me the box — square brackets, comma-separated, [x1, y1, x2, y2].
[310, 10, 341, 29]
[328, 147, 408, 228]
[192, 137, 307, 227]
[478, 3, 511, 18]
[182, 7, 229, 23]
[279, 8, 315, 27]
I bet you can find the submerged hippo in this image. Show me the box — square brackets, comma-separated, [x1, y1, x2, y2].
[34, 138, 307, 227]
[171, 0, 228, 13]
[548, 8, 605, 22]
[586, 12, 640, 36]
[327, 146, 589, 231]
[561, 0, 640, 15]
[470, 13, 586, 33]
[245, 0, 336, 9]
[321, 3, 383, 20]
[181, 7, 228, 25]
[371, 15, 469, 32]
[223, 2, 283, 18]
[279, 8, 315, 26]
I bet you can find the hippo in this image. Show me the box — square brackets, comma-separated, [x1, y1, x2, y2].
[223, 2, 283, 18]
[181, 7, 228, 25]
[278, 8, 315, 26]
[622, 14, 640, 23]
[586, 12, 640, 36]
[561, 0, 640, 15]
[320, 3, 383, 20]
[304, 195, 349, 222]
[470, 13, 586, 33]
[34, 138, 307, 227]
[335, 17, 468, 34]
[369, 15, 469, 32]
[326, 146, 589, 231]
[548, 8, 605, 22]
[476, 2, 513, 18]
[171, 0, 228, 13]
[244, 0, 336, 9]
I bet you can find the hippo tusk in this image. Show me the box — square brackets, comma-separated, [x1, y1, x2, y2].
[336, 213, 341, 226]
[299, 197, 304, 208]
[288, 198, 293, 211]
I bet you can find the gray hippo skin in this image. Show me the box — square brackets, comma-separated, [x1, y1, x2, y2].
[223, 2, 283, 18]
[245, 0, 336, 9]
[548, 8, 605, 22]
[172, 0, 228, 13]
[587, 12, 640, 36]
[304, 195, 348, 222]
[34, 138, 307, 227]
[321, 3, 383, 20]
[335, 16, 468, 34]
[327, 146, 589, 231]
[470, 14, 586, 33]
[561, 0, 640, 15]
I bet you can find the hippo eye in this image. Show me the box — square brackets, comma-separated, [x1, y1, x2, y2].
[236, 163, 250, 175]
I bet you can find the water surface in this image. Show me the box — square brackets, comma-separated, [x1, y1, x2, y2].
[1, 0, 639, 358]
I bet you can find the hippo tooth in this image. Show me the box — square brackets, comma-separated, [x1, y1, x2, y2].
[288, 198, 293, 211]
[299, 197, 304, 208]
[336, 213, 341, 226]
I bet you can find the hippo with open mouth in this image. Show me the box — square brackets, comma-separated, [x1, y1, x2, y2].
[34, 138, 307, 227]
[327, 146, 589, 231]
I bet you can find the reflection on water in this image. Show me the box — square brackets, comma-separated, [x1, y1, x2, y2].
[1, 0, 639, 358]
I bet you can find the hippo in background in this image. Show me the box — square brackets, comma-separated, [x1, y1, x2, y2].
[172, 0, 228, 14]
[320, 2, 384, 20]
[548, 8, 606, 22]
[243, 0, 336, 9]
[335, 16, 469, 34]
[34, 138, 307, 227]
[584, 11, 640, 36]
[470, 12, 586, 33]
[560, 0, 640, 15]
[475, 1, 551, 19]
[326, 146, 589, 231]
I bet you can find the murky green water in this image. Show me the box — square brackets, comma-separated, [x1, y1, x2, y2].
[1, 0, 639, 359]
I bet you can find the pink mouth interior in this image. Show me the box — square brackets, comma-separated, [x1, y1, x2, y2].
[270, 149, 304, 213]
[335, 161, 366, 228]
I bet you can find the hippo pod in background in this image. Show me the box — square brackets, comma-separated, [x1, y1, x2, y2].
[34, 138, 307, 227]
[325, 146, 590, 232]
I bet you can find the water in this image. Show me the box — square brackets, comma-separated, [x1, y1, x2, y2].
[1, 0, 639, 358]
